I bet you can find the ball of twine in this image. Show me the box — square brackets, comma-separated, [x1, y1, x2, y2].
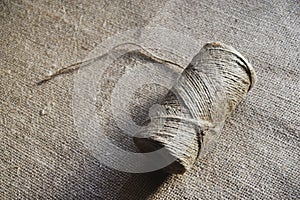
[133, 42, 256, 174]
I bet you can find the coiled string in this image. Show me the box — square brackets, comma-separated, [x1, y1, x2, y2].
[134, 42, 256, 174]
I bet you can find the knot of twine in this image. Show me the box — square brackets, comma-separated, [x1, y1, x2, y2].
[134, 42, 256, 174]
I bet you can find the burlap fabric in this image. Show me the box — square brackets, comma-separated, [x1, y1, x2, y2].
[0, 0, 299, 199]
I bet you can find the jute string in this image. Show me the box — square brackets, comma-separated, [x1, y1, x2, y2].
[134, 42, 256, 174]
[38, 42, 256, 174]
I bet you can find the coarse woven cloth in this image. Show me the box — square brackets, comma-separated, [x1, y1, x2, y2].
[0, 0, 299, 199]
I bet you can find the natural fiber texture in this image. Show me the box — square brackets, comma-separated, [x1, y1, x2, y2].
[134, 42, 256, 174]
[1, 0, 299, 199]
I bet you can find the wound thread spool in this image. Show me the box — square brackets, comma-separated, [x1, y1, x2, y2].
[133, 42, 256, 174]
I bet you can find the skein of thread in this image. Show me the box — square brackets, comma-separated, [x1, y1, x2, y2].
[133, 42, 256, 174]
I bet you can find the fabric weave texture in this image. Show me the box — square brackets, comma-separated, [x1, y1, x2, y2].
[0, 0, 299, 199]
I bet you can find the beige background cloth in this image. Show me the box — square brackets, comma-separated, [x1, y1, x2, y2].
[0, 0, 299, 199]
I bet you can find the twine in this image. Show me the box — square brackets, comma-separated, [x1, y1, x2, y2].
[134, 42, 256, 174]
